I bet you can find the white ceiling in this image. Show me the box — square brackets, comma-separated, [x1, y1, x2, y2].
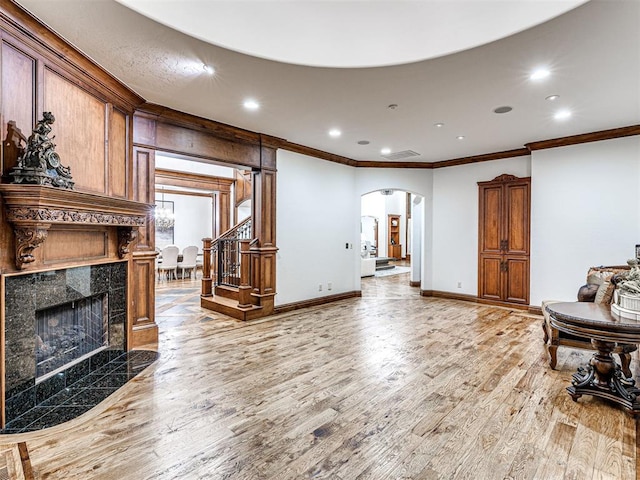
[113, 0, 584, 68]
[16, 0, 640, 164]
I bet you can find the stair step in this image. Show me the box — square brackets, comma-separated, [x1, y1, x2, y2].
[201, 295, 262, 321]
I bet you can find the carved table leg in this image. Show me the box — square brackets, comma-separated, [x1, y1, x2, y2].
[619, 351, 633, 379]
[567, 338, 640, 416]
[547, 344, 558, 370]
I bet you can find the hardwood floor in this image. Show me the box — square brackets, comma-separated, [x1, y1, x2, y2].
[5, 272, 638, 479]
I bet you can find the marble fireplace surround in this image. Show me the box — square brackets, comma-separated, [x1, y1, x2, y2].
[3, 262, 128, 426]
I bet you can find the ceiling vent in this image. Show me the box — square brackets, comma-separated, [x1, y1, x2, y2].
[381, 150, 420, 160]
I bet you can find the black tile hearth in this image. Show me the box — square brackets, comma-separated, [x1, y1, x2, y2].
[1, 349, 157, 434]
[3, 262, 129, 426]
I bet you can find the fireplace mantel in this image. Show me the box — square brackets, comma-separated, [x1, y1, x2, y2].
[0, 184, 151, 269]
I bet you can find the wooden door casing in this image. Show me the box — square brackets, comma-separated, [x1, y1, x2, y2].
[478, 174, 531, 305]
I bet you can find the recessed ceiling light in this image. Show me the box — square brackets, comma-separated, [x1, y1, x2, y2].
[456, 135, 465, 140]
[493, 106, 513, 114]
[546, 94, 560, 101]
[530, 68, 550, 81]
[387, 104, 398, 110]
[357, 140, 370, 145]
[329, 129, 341, 138]
[203, 64, 215, 75]
[434, 123, 444, 128]
[554, 109, 572, 120]
[381, 148, 391, 155]
[243, 99, 259, 110]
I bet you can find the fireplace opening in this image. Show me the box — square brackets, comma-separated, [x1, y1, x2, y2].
[35, 293, 108, 380]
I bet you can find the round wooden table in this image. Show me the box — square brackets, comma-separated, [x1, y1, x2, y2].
[546, 301, 640, 416]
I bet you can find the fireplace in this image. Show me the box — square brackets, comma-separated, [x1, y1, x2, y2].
[35, 293, 108, 380]
[3, 262, 127, 425]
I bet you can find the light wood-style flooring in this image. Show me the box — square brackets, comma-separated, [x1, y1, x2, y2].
[3, 272, 638, 479]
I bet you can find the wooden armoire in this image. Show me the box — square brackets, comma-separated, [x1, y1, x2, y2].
[478, 174, 531, 305]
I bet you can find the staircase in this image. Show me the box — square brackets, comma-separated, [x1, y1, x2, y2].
[200, 218, 264, 320]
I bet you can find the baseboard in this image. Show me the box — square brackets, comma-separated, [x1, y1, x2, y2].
[420, 289, 531, 311]
[274, 291, 362, 314]
[528, 305, 543, 315]
[409, 281, 420, 287]
[130, 323, 159, 348]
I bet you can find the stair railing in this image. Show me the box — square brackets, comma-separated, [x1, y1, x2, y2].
[201, 217, 252, 296]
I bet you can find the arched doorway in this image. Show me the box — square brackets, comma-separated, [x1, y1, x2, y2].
[360, 189, 423, 288]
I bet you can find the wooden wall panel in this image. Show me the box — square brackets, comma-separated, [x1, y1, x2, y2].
[43, 229, 108, 263]
[151, 121, 261, 168]
[132, 114, 156, 146]
[0, 2, 156, 355]
[235, 169, 251, 206]
[129, 256, 158, 348]
[131, 258, 151, 325]
[254, 169, 276, 248]
[1, 41, 34, 176]
[43, 68, 106, 194]
[108, 108, 127, 198]
[217, 191, 231, 236]
[132, 148, 154, 251]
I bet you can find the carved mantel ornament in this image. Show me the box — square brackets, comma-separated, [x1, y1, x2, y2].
[0, 185, 151, 269]
[9, 112, 75, 189]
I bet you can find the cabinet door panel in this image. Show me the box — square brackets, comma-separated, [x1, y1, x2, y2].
[479, 256, 502, 300]
[479, 186, 502, 254]
[504, 257, 529, 304]
[505, 182, 530, 255]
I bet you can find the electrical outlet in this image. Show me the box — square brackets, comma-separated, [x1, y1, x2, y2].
[457, 282, 462, 288]
[318, 284, 323, 291]
[328, 282, 332, 290]
[345, 242, 349, 249]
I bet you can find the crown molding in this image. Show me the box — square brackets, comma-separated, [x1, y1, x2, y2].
[525, 125, 640, 151]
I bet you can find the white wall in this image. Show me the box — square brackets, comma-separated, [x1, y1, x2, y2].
[431, 156, 531, 295]
[156, 154, 235, 178]
[275, 137, 639, 308]
[156, 193, 212, 251]
[237, 200, 251, 222]
[411, 196, 423, 284]
[530, 136, 640, 305]
[276, 150, 359, 306]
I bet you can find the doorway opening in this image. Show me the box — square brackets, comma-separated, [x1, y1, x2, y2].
[360, 189, 423, 290]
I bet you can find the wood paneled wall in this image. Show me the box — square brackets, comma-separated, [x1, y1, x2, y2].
[0, 2, 156, 347]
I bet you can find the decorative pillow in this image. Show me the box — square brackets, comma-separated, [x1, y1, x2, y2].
[577, 283, 599, 302]
[594, 280, 616, 305]
[586, 271, 608, 285]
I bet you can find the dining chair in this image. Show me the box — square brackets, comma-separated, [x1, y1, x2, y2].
[177, 245, 199, 279]
[157, 245, 179, 281]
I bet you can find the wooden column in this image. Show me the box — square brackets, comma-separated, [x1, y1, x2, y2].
[215, 190, 232, 236]
[250, 143, 278, 314]
[238, 239, 252, 308]
[130, 145, 158, 348]
[201, 237, 213, 297]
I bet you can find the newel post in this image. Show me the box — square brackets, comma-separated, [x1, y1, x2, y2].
[238, 239, 252, 308]
[201, 237, 213, 297]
